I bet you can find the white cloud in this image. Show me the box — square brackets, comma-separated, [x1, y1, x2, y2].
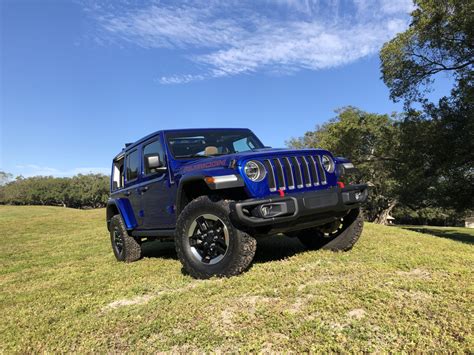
[157, 73, 206, 85]
[91, 0, 412, 84]
[15, 164, 110, 177]
[380, 0, 415, 15]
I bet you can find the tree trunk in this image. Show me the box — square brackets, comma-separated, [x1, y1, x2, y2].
[375, 200, 397, 225]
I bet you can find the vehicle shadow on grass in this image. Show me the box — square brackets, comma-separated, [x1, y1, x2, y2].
[139, 234, 307, 264]
[402, 227, 474, 245]
[253, 234, 306, 263]
[141, 240, 178, 260]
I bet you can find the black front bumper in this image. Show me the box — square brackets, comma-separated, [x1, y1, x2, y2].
[230, 184, 368, 232]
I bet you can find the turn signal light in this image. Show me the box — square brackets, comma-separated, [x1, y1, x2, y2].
[204, 177, 215, 184]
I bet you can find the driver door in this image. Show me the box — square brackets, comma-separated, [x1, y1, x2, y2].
[139, 137, 175, 229]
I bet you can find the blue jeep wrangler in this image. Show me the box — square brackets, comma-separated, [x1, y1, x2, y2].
[106, 128, 367, 278]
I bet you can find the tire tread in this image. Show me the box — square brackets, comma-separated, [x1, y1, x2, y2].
[110, 215, 142, 262]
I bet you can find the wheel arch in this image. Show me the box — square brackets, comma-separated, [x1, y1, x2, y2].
[176, 175, 249, 215]
[176, 175, 211, 215]
[106, 198, 138, 231]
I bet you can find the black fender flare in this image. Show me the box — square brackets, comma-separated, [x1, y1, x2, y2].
[176, 174, 208, 215]
[176, 173, 245, 214]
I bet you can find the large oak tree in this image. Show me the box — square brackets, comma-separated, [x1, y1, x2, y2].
[380, 0, 473, 214]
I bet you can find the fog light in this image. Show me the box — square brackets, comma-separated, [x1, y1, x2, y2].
[259, 202, 288, 218]
[261, 205, 272, 217]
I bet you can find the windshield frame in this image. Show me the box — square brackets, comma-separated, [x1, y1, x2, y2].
[164, 129, 265, 160]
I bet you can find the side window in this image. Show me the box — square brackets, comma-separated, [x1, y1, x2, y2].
[126, 150, 139, 182]
[112, 157, 124, 190]
[143, 139, 165, 175]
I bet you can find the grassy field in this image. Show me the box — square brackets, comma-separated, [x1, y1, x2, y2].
[1, 206, 473, 352]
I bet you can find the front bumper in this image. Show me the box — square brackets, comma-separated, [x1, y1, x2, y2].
[230, 184, 368, 231]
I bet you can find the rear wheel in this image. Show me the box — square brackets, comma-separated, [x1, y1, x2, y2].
[110, 215, 142, 262]
[175, 196, 257, 279]
[290, 208, 363, 251]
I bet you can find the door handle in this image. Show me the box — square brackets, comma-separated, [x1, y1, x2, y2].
[139, 186, 149, 194]
[124, 191, 131, 196]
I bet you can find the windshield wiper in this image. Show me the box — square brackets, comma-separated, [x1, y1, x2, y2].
[177, 153, 231, 159]
[176, 154, 208, 159]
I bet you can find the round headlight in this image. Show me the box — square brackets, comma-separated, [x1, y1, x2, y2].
[244, 160, 266, 182]
[321, 155, 335, 173]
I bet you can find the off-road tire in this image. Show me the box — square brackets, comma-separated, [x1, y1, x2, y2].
[293, 208, 363, 251]
[175, 196, 257, 279]
[110, 214, 142, 262]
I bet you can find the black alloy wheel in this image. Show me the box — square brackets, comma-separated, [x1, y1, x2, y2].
[187, 214, 230, 265]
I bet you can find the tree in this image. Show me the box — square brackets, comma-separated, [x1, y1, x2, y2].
[67, 174, 109, 208]
[426, 91, 474, 211]
[380, 0, 474, 107]
[0, 174, 110, 209]
[287, 107, 400, 224]
[380, 0, 474, 214]
[395, 89, 474, 213]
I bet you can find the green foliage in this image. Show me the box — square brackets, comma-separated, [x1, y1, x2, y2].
[395, 93, 474, 213]
[287, 106, 472, 224]
[380, 0, 474, 106]
[287, 107, 400, 222]
[379, 0, 474, 216]
[393, 205, 466, 226]
[0, 174, 109, 208]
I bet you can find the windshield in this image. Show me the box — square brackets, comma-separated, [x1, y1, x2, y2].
[165, 129, 264, 159]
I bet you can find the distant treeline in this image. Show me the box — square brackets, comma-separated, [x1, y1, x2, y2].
[0, 174, 109, 209]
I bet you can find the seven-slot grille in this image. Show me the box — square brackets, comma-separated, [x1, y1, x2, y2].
[262, 155, 328, 192]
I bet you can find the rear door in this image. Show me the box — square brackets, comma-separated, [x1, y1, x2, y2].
[124, 149, 143, 226]
[140, 136, 175, 229]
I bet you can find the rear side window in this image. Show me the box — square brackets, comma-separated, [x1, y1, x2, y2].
[143, 139, 165, 175]
[112, 157, 124, 190]
[126, 150, 139, 182]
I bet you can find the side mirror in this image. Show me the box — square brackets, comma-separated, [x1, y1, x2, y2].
[146, 155, 167, 172]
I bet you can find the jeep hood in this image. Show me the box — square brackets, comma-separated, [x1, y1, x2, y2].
[174, 147, 333, 176]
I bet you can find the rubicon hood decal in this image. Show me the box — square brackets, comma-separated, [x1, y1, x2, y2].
[181, 159, 229, 173]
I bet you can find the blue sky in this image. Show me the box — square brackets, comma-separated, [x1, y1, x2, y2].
[0, 0, 449, 177]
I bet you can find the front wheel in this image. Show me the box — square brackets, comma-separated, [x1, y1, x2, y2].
[290, 208, 363, 251]
[175, 196, 257, 279]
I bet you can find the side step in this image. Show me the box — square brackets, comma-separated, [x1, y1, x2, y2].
[131, 229, 175, 238]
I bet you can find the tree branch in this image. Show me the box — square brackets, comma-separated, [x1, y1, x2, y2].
[408, 51, 474, 72]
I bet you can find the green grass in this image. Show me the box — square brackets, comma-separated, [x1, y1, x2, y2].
[1, 206, 473, 352]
